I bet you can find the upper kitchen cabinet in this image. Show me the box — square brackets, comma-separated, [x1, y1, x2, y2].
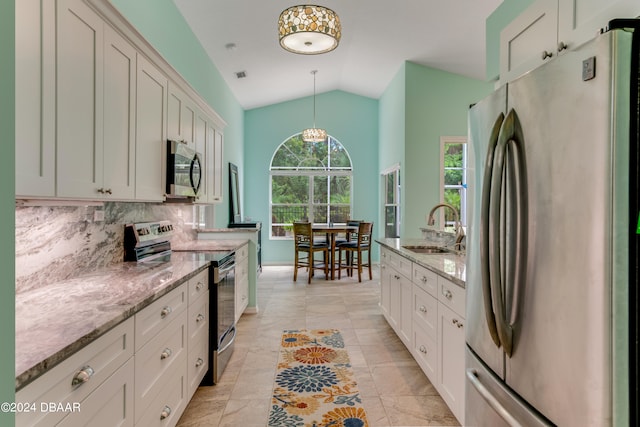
[500, 0, 640, 84]
[168, 84, 197, 150]
[204, 124, 224, 204]
[135, 56, 167, 202]
[15, 0, 55, 198]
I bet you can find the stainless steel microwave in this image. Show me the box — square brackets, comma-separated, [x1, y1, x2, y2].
[166, 140, 202, 199]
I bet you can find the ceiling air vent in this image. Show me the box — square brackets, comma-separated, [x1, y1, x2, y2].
[235, 71, 247, 79]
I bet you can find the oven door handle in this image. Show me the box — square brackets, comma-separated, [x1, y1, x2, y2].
[219, 326, 236, 353]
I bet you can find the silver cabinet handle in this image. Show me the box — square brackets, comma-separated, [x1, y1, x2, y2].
[541, 50, 553, 60]
[71, 365, 95, 386]
[443, 289, 453, 300]
[160, 306, 172, 318]
[419, 305, 427, 313]
[419, 345, 427, 354]
[196, 313, 205, 323]
[195, 358, 204, 368]
[557, 41, 568, 52]
[160, 405, 172, 420]
[160, 348, 173, 360]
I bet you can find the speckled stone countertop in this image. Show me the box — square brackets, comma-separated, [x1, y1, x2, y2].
[375, 238, 466, 287]
[15, 239, 249, 391]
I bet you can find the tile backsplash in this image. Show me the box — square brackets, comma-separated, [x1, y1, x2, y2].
[15, 202, 199, 294]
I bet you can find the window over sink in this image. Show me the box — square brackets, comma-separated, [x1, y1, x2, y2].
[269, 133, 353, 239]
[440, 136, 468, 230]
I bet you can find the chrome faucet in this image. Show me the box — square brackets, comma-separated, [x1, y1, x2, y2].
[427, 203, 465, 250]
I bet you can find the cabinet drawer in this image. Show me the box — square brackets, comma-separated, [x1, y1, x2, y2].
[188, 290, 209, 343]
[412, 263, 438, 297]
[187, 334, 209, 399]
[56, 357, 134, 427]
[438, 277, 465, 317]
[16, 317, 134, 427]
[236, 243, 249, 261]
[135, 283, 187, 350]
[135, 311, 187, 421]
[188, 269, 208, 304]
[412, 322, 437, 382]
[413, 285, 438, 340]
[387, 250, 412, 279]
[136, 359, 187, 427]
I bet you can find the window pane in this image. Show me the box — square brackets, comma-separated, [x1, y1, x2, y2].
[272, 205, 309, 223]
[272, 176, 309, 203]
[329, 138, 351, 168]
[313, 205, 328, 223]
[385, 173, 395, 204]
[314, 176, 328, 203]
[330, 205, 351, 223]
[444, 143, 464, 167]
[444, 168, 463, 186]
[444, 188, 462, 223]
[330, 176, 350, 203]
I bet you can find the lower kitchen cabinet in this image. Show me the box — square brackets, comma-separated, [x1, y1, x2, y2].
[187, 270, 209, 399]
[379, 245, 466, 424]
[235, 243, 249, 322]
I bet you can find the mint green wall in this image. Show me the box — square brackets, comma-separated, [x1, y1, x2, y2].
[486, 0, 535, 80]
[111, 0, 244, 227]
[1, 0, 15, 422]
[379, 62, 493, 239]
[378, 64, 407, 236]
[244, 90, 379, 264]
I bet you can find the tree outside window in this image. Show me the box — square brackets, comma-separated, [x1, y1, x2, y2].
[270, 134, 353, 238]
[441, 137, 467, 230]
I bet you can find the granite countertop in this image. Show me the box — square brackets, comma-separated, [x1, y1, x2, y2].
[15, 239, 249, 391]
[172, 239, 248, 251]
[376, 237, 466, 287]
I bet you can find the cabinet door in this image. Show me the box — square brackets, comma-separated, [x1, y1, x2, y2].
[500, 0, 558, 83]
[167, 84, 183, 142]
[212, 128, 224, 203]
[181, 100, 196, 149]
[103, 26, 136, 200]
[438, 302, 465, 425]
[56, 0, 104, 198]
[56, 358, 134, 427]
[399, 275, 412, 348]
[379, 260, 390, 319]
[559, 0, 640, 51]
[235, 252, 249, 322]
[388, 268, 402, 332]
[194, 112, 207, 203]
[15, 0, 55, 197]
[135, 56, 167, 201]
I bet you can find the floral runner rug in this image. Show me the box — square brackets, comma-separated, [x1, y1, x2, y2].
[268, 329, 369, 427]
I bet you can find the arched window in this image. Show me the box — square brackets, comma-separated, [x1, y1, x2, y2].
[270, 134, 353, 238]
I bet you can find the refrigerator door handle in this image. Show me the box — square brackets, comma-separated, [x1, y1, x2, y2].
[480, 113, 505, 348]
[466, 368, 524, 427]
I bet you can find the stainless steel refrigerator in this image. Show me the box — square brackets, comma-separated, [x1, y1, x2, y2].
[466, 20, 639, 426]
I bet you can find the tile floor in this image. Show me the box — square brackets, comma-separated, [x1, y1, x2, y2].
[176, 265, 460, 427]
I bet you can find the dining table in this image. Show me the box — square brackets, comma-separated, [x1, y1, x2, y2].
[312, 224, 359, 280]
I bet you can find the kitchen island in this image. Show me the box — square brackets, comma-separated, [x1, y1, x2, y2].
[376, 237, 466, 424]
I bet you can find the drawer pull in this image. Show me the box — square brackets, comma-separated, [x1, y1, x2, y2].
[160, 306, 172, 318]
[541, 50, 553, 60]
[196, 281, 204, 291]
[421, 275, 428, 283]
[394, 274, 401, 280]
[452, 318, 464, 329]
[71, 365, 95, 386]
[160, 405, 172, 420]
[160, 348, 173, 360]
[196, 313, 205, 323]
[419, 345, 427, 354]
[442, 289, 453, 300]
[419, 305, 427, 313]
[195, 358, 204, 368]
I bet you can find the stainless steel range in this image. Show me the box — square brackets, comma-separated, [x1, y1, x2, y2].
[123, 221, 236, 385]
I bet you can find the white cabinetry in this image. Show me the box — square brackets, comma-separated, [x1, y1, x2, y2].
[187, 270, 209, 399]
[500, 0, 640, 84]
[16, 318, 135, 427]
[235, 243, 250, 322]
[379, 246, 466, 425]
[135, 57, 167, 202]
[167, 84, 195, 149]
[15, 0, 55, 197]
[205, 125, 224, 203]
[437, 277, 466, 425]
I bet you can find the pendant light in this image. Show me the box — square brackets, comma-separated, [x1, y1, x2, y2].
[302, 70, 327, 143]
[278, 5, 341, 55]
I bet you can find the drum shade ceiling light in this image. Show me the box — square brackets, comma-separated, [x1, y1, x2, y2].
[278, 5, 341, 55]
[302, 70, 327, 143]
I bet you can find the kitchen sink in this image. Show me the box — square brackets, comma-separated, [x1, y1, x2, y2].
[401, 245, 457, 254]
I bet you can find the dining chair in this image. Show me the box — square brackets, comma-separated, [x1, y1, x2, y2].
[293, 222, 329, 283]
[337, 221, 373, 282]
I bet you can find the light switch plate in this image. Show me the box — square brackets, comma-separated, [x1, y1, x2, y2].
[582, 56, 596, 81]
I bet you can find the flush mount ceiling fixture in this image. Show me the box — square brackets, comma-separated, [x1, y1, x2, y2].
[302, 70, 327, 142]
[278, 5, 341, 55]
